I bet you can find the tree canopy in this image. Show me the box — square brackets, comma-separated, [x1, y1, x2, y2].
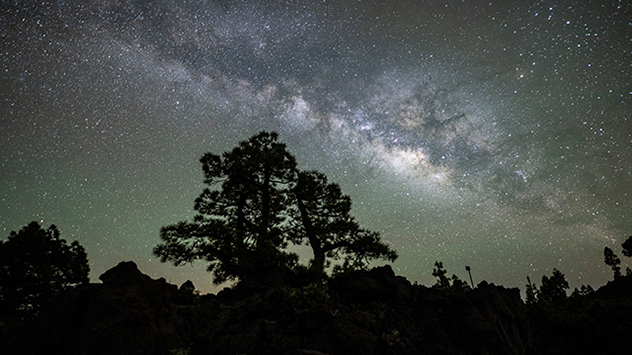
[154, 131, 398, 285]
[524, 269, 571, 306]
[0, 222, 90, 319]
[604, 246, 622, 279]
[292, 170, 397, 275]
[538, 268, 569, 305]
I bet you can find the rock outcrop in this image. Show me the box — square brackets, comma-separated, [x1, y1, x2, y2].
[5, 262, 535, 355]
[6, 261, 186, 355]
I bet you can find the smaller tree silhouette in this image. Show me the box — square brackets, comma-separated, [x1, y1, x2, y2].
[525, 276, 539, 306]
[432, 261, 450, 290]
[538, 269, 569, 304]
[0, 222, 89, 319]
[604, 246, 622, 279]
[432, 261, 470, 294]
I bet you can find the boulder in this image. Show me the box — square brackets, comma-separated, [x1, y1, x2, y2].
[329, 265, 413, 302]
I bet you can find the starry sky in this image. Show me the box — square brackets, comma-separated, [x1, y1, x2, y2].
[2, 0, 631, 293]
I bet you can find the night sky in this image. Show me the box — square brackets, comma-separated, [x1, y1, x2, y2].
[2, 0, 631, 293]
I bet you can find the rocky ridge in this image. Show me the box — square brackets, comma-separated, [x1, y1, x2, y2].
[7, 261, 632, 354]
[4, 261, 533, 355]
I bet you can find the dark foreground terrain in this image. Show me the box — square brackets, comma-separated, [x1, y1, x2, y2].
[2, 261, 632, 355]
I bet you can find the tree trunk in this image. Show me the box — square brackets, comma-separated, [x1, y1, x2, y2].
[296, 198, 325, 275]
[261, 161, 271, 240]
